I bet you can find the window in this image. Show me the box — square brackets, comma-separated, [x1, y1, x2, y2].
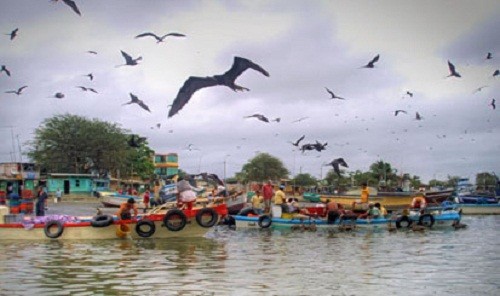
[75, 180, 80, 187]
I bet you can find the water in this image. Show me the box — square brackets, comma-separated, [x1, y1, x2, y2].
[1, 203, 499, 296]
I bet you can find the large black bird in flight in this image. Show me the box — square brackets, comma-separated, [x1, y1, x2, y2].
[325, 158, 349, 177]
[168, 56, 269, 118]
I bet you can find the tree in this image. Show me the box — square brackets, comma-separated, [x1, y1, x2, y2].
[238, 153, 289, 183]
[475, 172, 498, 191]
[27, 114, 154, 179]
[291, 173, 317, 187]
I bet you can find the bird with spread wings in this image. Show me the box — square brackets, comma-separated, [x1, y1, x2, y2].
[325, 158, 349, 177]
[122, 93, 151, 112]
[135, 32, 186, 43]
[168, 56, 269, 118]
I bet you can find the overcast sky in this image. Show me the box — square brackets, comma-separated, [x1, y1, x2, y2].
[0, 0, 498, 183]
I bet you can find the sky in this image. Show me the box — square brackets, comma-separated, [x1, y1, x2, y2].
[0, 0, 499, 183]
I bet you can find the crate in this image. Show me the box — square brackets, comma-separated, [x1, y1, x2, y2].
[3, 214, 24, 224]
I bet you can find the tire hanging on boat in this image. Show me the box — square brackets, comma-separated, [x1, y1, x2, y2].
[90, 214, 114, 227]
[44, 220, 64, 239]
[395, 215, 413, 229]
[163, 209, 187, 232]
[258, 215, 272, 229]
[135, 219, 156, 237]
[195, 208, 219, 228]
[417, 214, 435, 228]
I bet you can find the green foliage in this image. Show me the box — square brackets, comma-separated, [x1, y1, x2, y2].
[238, 153, 289, 183]
[292, 173, 317, 186]
[27, 114, 154, 179]
[475, 172, 498, 191]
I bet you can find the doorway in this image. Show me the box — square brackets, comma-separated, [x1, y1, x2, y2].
[64, 180, 70, 194]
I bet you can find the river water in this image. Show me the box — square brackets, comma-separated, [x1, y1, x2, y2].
[0, 202, 498, 296]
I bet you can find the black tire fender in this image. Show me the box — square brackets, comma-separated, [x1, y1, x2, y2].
[395, 216, 413, 229]
[44, 220, 64, 239]
[418, 213, 435, 228]
[135, 219, 156, 237]
[196, 208, 219, 228]
[91, 215, 114, 227]
[258, 215, 272, 229]
[163, 209, 187, 232]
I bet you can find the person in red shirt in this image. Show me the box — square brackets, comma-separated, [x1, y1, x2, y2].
[262, 180, 274, 214]
[143, 189, 150, 213]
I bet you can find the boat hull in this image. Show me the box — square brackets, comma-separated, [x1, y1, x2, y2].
[457, 203, 500, 215]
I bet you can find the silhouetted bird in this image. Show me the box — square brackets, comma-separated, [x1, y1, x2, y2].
[490, 99, 496, 110]
[85, 73, 93, 81]
[290, 135, 305, 147]
[325, 87, 345, 100]
[394, 110, 407, 116]
[325, 158, 349, 177]
[127, 135, 146, 148]
[51, 92, 65, 99]
[300, 143, 316, 153]
[117, 50, 142, 67]
[473, 85, 488, 94]
[122, 93, 151, 112]
[244, 114, 269, 123]
[6, 28, 18, 40]
[415, 112, 423, 120]
[447, 60, 461, 78]
[135, 32, 186, 43]
[53, 0, 81, 16]
[5, 85, 27, 95]
[76, 86, 98, 93]
[313, 141, 328, 152]
[403, 91, 413, 98]
[168, 56, 269, 117]
[271, 117, 281, 123]
[1, 65, 11, 76]
[156, 123, 161, 129]
[493, 70, 499, 77]
[486, 52, 492, 60]
[87, 50, 97, 55]
[361, 54, 380, 68]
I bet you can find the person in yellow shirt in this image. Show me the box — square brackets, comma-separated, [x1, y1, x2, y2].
[251, 190, 264, 214]
[273, 185, 286, 205]
[352, 183, 369, 211]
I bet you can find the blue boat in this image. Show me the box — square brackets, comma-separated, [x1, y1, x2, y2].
[232, 206, 462, 231]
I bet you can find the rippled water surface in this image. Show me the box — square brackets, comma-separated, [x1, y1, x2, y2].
[0, 203, 499, 296]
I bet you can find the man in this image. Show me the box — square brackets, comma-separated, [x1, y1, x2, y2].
[176, 176, 197, 210]
[326, 199, 343, 224]
[352, 183, 369, 211]
[55, 188, 62, 203]
[35, 186, 48, 216]
[116, 197, 138, 220]
[411, 192, 427, 211]
[273, 185, 286, 205]
[262, 180, 274, 214]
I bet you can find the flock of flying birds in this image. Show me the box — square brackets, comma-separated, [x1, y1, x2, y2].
[1, 2, 498, 177]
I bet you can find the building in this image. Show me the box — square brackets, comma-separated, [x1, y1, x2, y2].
[0, 162, 40, 198]
[154, 153, 179, 179]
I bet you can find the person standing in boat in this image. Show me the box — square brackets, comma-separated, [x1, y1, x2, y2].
[116, 198, 138, 220]
[142, 189, 151, 213]
[176, 176, 197, 210]
[352, 183, 370, 211]
[273, 185, 286, 206]
[35, 186, 48, 216]
[251, 190, 264, 214]
[262, 180, 274, 214]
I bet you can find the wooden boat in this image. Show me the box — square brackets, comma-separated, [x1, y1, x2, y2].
[101, 193, 147, 209]
[454, 203, 500, 215]
[231, 206, 461, 231]
[302, 187, 453, 210]
[0, 204, 227, 240]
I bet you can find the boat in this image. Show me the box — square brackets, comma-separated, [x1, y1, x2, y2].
[230, 205, 462, 231]
[302, 186, 453, 210]
[0, 203, 227, 240]
[454, 178, 498, 204]
[455, 203, 500, 215]
[101, 193, 148, 209]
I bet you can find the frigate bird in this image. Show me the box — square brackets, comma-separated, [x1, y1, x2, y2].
[313, 141, 328, 152]
[122, 93, 150, 112]
[300, 143, 316, 153]
[490, 99, 496, 110]
[244, 114, 269, 123]
[76, 86, 98, 93]
[135, 32, 186, 43]
[292, 116, 309, 123]
[127, 135, 146, 148]
[51, 92, 65, 99]
[486, 52, 492, 60]
[1, 65, 11, 76]
[473, 86, 488, 94]
[325, 158, 349, 177]
[53, 0, 81, 16]
[447, 60, 461, 78]
[85, 73, 93, 81]
[403, 91, 413, 98]
[117, 50, 142, 67]
[6, 28, 18, 40]
[87, 50, 97, 55]
[361, 54, 380, 68]
[394, 110, 407, 116]
[290, 135, 305, 147]
[271, 117, 281, 123]
[415, 112, 423, 120]
[5, 86, 27, 95]
[493, 70, 499, 77]
[325, 87, 345, 100]
[168, 56, 269, 118]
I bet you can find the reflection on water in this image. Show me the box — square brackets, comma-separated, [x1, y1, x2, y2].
[0, 216, 499, 295]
